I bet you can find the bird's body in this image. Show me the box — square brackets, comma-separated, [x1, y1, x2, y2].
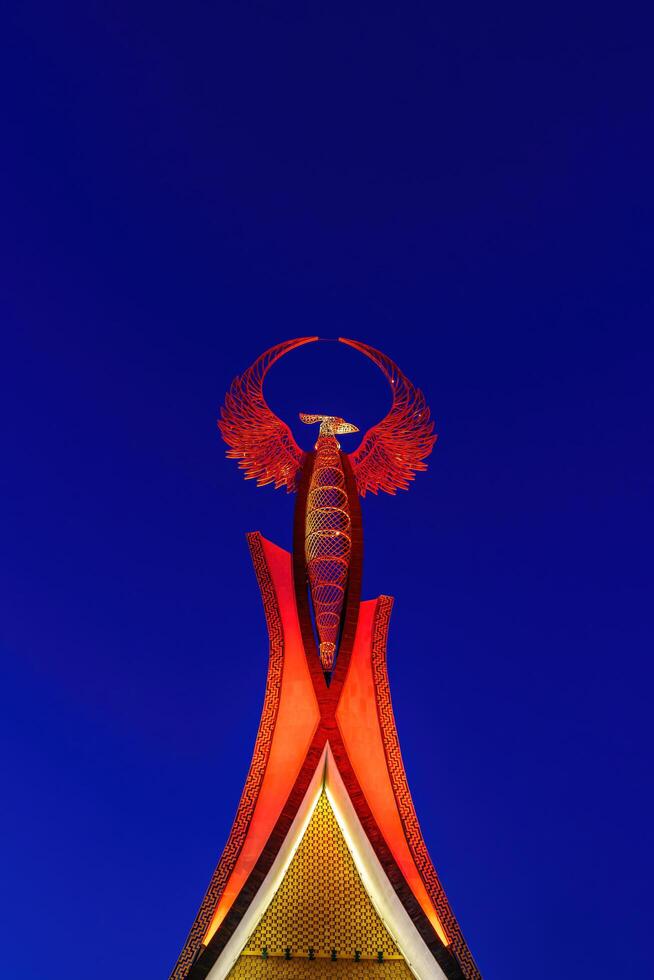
[304, 432, 352, 670]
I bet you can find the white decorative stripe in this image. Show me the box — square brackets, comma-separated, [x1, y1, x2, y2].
[324, 745, 446, 980]
[205, 748, 327, 980]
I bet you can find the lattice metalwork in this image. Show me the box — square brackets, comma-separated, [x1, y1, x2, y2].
[219, 339, 436, 671]
[300, 416, 358, 671]
[227, 791, 413, 978]
[219, 338, 436, 500]
[340, 338, 437, 497]
[219, 337, 317, 491]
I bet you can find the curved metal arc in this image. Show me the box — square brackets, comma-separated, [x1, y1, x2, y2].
[337, 337, 437, 496]
[218, 336, 319, 492]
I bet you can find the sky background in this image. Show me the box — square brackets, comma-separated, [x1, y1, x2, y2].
[2, 3, 653, 978]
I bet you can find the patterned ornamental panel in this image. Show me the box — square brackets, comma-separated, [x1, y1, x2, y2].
[228, 959, 414, 978]
[371, 597, 482, 980]
[227, 792, 414, 978]
[169, 533, 285, 980]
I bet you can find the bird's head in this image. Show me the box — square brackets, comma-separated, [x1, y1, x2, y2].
[299, 413, 359, 446]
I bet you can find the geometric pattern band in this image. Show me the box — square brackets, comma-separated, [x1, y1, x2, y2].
[169, 533, 285, 980]
[371, 596, 482, 980]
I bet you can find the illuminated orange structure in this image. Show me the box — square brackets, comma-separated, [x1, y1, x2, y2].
[170, 339, 481, 980]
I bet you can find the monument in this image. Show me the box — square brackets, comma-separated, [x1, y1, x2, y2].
[170, 338, 480, 980]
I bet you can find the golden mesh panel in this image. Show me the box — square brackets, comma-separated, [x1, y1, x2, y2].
[226, 792, 414, 978]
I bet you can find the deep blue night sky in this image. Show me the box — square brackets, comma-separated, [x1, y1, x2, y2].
[2, 3, 652, 978]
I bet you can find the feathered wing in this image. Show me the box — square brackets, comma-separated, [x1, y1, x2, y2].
[219, 337, 318, 491]
[339, 337, 437, 496]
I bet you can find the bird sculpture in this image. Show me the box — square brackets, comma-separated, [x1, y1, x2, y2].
[218, 337, 436, 672]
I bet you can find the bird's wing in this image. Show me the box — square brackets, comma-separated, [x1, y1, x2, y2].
[340, 337, 437, 497]
[219, 337, 318, 491]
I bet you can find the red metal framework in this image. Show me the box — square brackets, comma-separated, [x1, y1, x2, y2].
[218, 338, 437, 670]
[304, 436, 349, 670]
[299, 416, 359, 671]
[340, 337, 438, 497]
[218, 337, 317, 492]
[218, 336, 437, 501]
